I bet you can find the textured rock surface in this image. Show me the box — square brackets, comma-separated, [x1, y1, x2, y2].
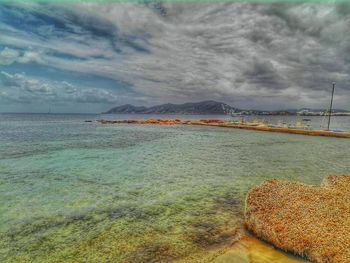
[245, 175, 350, 263]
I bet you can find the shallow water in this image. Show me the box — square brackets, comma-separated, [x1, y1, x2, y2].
[0, 113, 349, 262]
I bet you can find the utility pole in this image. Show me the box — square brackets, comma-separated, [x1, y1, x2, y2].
[327, 82, 336, 131]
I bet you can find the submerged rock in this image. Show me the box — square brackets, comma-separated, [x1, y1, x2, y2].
[245, 175, 350, 263]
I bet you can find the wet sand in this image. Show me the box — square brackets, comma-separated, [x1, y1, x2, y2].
[214, 234, 309, 263]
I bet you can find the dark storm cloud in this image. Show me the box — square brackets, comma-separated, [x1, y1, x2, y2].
[243, 58, 290, 91]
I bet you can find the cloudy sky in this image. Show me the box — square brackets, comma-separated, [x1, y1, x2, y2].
[0, 1, 349, 113]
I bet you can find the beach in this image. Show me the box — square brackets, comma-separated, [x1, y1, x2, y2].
[1, 113, 349, 262]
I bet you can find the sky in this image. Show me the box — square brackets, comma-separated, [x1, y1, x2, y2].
[0, 1, 350, 113]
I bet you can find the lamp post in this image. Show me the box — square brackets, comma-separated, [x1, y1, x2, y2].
[327, 82, 336, 131]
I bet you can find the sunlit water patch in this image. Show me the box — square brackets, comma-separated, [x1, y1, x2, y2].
[0, 114, 349, 262]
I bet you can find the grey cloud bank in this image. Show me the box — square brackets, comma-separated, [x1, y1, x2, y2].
[0, 2, 349, 112]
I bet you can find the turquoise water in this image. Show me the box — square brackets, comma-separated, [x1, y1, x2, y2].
[0, 114, 349, 262]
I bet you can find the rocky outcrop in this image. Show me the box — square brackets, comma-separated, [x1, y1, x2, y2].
[245, 175, 350, 263]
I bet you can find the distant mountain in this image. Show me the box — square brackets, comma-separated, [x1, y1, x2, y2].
[104, 101, 239, 114]
[104, 101, 349, 115]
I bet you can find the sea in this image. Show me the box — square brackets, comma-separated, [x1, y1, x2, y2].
[0, 113, 349, 262]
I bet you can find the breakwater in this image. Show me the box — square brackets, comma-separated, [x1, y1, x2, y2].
[96, 119, 350, 138]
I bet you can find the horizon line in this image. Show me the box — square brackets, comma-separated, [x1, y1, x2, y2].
[1, 0, 350, 3]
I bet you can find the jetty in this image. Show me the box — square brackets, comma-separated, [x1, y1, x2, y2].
[96, 119, 350, 138]
[245, 175, 350, 263]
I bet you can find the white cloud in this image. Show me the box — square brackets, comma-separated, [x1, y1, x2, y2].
[0, 47, 43, 65]
[0, 47, 20, 65]
[17, 51, 43, 64]
[0, 71, 54, 95]
[0, 71, 118, 104]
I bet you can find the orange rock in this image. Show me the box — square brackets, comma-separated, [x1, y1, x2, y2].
[245, 175, 350, 263]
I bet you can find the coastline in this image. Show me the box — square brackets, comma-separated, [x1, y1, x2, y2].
[96, 119, 350, 138]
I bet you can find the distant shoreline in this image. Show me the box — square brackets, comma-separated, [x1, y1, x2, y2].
[1, 112, 350, 117]
[104, 100, 350, 116]
[96, 119, 350, 138]
[103, 113, 350, 116]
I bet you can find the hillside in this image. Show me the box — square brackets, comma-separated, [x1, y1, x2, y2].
[104, 101, 238, 114]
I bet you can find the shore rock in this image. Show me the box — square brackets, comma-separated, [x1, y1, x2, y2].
[245, 175, 350, 263]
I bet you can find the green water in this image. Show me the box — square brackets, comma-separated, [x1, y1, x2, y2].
[0, 114, 349, 262]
